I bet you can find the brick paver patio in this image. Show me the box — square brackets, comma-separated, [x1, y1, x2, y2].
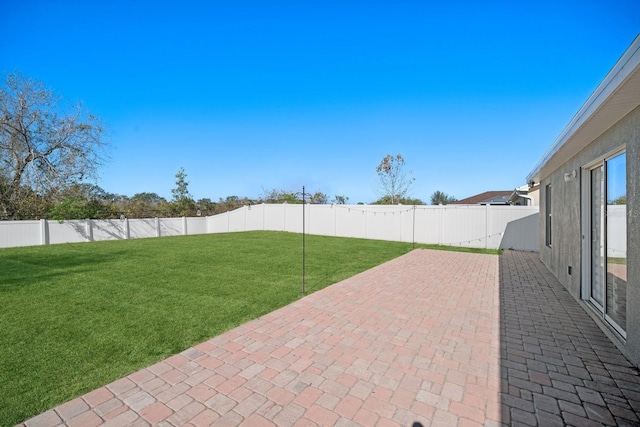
[19, 250, 640, 426]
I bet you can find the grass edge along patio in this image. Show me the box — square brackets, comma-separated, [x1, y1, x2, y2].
[0, 231, 498, 426]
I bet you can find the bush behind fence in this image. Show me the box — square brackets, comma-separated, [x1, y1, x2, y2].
[0, 204, 539, 251]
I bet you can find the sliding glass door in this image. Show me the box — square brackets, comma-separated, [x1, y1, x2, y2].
[586, 151, 626, 337]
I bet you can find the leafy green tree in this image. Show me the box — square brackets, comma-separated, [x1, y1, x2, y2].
[0, 71, 106, 219]
[376, 154, 414, 204]
[129, 192, 167, 218]
[0, 174, 51, 219]
[47, 196, 113, 220]
[132, 192, 165, 203]
[219, 195, 240, 211]
[332, 195, 349, 204]
[610, 195, 626, 205]
[170, 167, 196, 216]
[403, 197, 425, 205]
[216, 195, 256, 213]
[105, 193, 129, 217]
[262, 188, 301, 204]
[171, 167, 191, 201]
[196, 198, 216, 216]
[430, 191, 458, 205]
[372, 195, 424, 205]
[45, 184, 118, 219]
[309, 192, 328, 204]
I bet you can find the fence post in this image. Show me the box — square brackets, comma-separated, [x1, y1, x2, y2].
[412, 205, 416, 248]
[485, 204, 490, 249]
[438, 206, 444, 246]
[124, 218, 130, 239]
[85, 219, 93, 242]
[182, 216, 188, 235]
[156, 217, 161, 237]
[364, 204, 368, 239]
[40, 219, 49, 245]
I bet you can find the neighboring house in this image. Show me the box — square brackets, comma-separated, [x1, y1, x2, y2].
[526, 35, 640, 365]
[452, 190, 514, 205]
[508, 184, 539, 206]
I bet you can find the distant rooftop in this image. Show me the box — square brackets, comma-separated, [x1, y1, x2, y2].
[451, 191, 512, 205]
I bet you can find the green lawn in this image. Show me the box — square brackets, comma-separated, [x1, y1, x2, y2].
[0, 231, 498, 425]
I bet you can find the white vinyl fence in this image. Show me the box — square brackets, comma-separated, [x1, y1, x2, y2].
[208, 204, 539, 251]
[0, 204, 539, 251]
[0, 217, 208, 248]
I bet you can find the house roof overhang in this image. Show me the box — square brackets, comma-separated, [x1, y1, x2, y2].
[526, 35, 640, 184]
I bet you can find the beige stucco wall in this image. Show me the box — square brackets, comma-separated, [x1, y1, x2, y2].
[538, 105, 640, 365]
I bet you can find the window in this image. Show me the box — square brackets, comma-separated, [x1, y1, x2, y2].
[545, 184, 552, 247]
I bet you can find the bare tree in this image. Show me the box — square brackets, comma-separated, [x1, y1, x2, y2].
[376, 154, 414, 204]
[0, 72, 106, 219]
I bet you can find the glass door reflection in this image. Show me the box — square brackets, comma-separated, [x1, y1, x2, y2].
[605, 152, 626, 334]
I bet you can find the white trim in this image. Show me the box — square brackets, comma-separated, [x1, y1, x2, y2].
[581, 166, 590, 300]
[527, 35, 640, 184]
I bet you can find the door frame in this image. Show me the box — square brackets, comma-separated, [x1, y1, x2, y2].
[581, 147, 627, 339]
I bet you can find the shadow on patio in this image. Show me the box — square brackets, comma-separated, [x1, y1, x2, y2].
[499, 251, 640, 426]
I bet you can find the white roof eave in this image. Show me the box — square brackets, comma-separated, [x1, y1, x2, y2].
[526, 35, 640, 184]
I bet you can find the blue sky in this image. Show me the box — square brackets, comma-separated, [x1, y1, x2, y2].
[1, 1, 638, 204]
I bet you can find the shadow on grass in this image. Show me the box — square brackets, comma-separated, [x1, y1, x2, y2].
[0, 248, 129, 291]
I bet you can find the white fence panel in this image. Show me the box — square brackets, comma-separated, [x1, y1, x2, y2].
[414, 208, 442, 244]
[490, 206, 539, 251]
[92, 219, 128, 241]
[365, 205, 402, 242]
[307, 204, 334, 236]
[0, 220, 41, 248]
[262, 204, 284, 231]
[284, 204, 303, 233]
[227, 208, 246, 232]
[186, 217, 208, 235]
[245, 205, 265, 231]
[207, 212, 230, 233]
[499, 212, 539, 251]
[399, 208, 415, 243]
[334, 206, 366, 239]
[607, 205, 627, 258]
[440, 205, 488, 248]
[48, 220, 90, 244]
[159, 218, 183, 236]
[129, 218, 158, 239]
